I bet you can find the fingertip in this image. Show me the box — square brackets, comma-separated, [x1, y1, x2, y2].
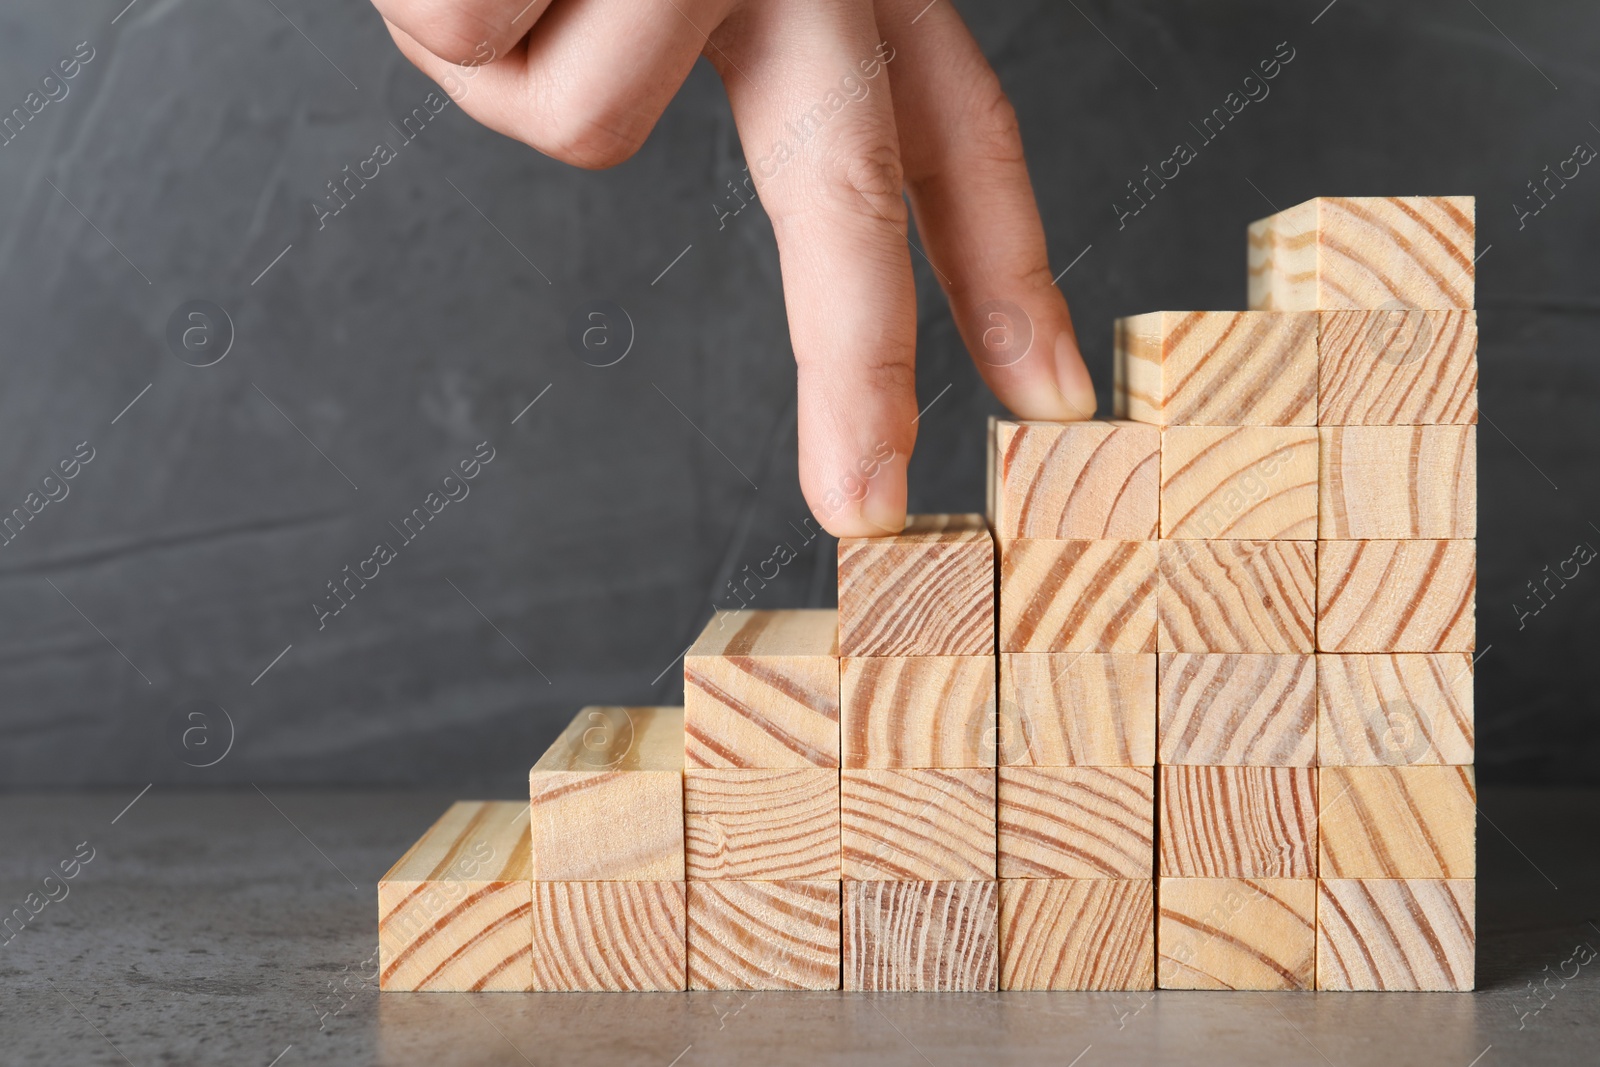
[1052, 330, 1099, 421]
[807, 457, 908, 538]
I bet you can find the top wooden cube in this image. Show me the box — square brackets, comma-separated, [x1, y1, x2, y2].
[988, 418, 1159, 539]
[684, 609, 840, 768]
[838, 514, 995, 657]
[1248, 196, 1475, 311]
[1114, 311, 1317, 426]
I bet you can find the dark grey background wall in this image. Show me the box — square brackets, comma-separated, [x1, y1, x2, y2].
[0, 0, 1593, 791]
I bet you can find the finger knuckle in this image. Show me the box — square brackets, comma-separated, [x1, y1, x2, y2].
[818, 139, 907, 225]
[405, 6, 506, 66]
[538, 109, 648, 170]
[966, 81, 1026, 167]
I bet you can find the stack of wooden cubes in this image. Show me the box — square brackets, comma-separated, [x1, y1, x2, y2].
[836, 515, 1000, 990]
[376, 194, 1476, 994]
[1250, 196, 1477, 992]
[682, 609, 843, 989]
[987, 421, 1160, 990]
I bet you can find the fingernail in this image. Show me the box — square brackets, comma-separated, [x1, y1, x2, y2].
[1054, 332, 1098, 421]
[858, 471, 907, 535]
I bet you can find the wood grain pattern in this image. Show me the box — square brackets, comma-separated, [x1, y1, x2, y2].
[987, 418, 1159, 539]
[1114, 311, 1318, 427]
[529, 881, 686, 991]
[1318, 766, 1476, 879]
[684, 769, 840, 880]
[1317, 653, 1474, 766]
[1157, 654, 1315, 767]
[1157, 878, 1315, 991]
[1317, 540, 1476, 652]
[1248, 196, 1475, 311]
[837, 514, 994, 657]
[528, 706, 684, 881]
[1159, 766, 1317, 878]
[1000, 879, 1155, 991]
[1318, 310, 1478, 425]
[997, 767, 1154, 879]
[1157, 540, 1315, 653]
[1319, 426, 1476, 539]
[843, 880, 998, 991]
[841, 655, 995, 768]
[999, 539, 1157, 653]
[1161, 427, 1318, 540]
[379, 801, 533, 992]
[998, 652, 1155, 767]
[687, 880, 841, 990]
[840, 769, 996, 880]
[1317, 878, 1475, 991]
[684, 609, 840, 769]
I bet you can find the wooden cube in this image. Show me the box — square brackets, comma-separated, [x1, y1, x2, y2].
[1159, 766, 1317, 878]
[837, 514, 994, 657]
[1113, 311, 1317, 426]
[843, 880, 998, 991]
[1317, 653, 1474, 766]
[1157, 878, 1315, 991]
[1317, 541, 1476, 652]
[1001, 879, 1155, 991]
[999, 539, 1157, 653]
[1319, 310, 1478, 424]
[687, 880, 841, 990]
[987, 418, 1159, 539]
[1158, 540, 1315, 653]
[998, 652, 1155, 767]
[1319, 766, 1476, 879]
[1317, 878, 1475, 991]
[841, 655, 995, 768]
[378, 801, 533, 992]
[1160, 427, 1318, 540]
[684, 609, 840, 768]
[1158, 654, 1315, 767]
[530, 881, 686, 991]
[1248, 196, 1475, 311]
[1319, 426, 1475, 540]
[684, 769, 839, 880]
[528, 706, 684, 881]
[997, 767, 1154, 879]
[840, 769, 996, 880]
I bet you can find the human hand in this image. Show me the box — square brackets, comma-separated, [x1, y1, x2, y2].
[371, 0, 1096, 536]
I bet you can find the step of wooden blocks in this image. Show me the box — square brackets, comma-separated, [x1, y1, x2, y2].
[999, 539, 1157, 652]
[837, 514, 994, 657]
[684, 609, 840, 768]
[841, 655, 995, 768]
[1318, 766, 1476, 879]
[1000, 879, 1155, 990]
[684, 768, 839, 880]
[528, 706, 684, 881]
[531, 881, 687, 991]
[378, 801, 534, 992]
[1113, 311, 1317, 426]
[1159, 766, 1317, 878]
[843, 880, 999, 991]
[1316, 878, 1475, 991]
[1247, 196, 1475, 311]
[840, 768, 996, 880]
[1157, 540, 1315, 653]
[687, 880, 841, 990]
[997, 767, 1154, 879]
[1158, 654, 1315, 766]
[998, 652, 1155, 767]
[1157, 878, 1315, 991]
[1160, 427, 1317, 539]
[1318, 310, 1478, 424]
[1319, 426, 1476, 539]
[1317, 540, 1476, 652]
[987, 418, 1159, 539]
[1317, 653, 1474, 765]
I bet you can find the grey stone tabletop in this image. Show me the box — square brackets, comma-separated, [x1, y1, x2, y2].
[2, 786, 1596, 1065]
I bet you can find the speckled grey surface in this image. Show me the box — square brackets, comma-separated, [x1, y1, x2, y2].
[0, 0, 1596, 795]
[2, 786, 1597, 1064]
